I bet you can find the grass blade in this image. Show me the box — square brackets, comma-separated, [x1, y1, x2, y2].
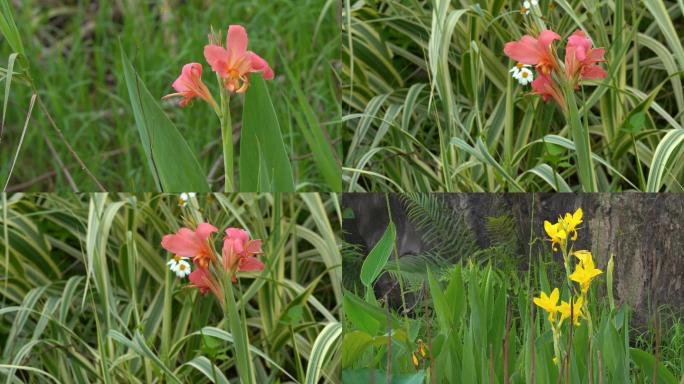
[646, 129, 684, 192]
[2, 93, 35, 191]
[304, 322, 342, 384]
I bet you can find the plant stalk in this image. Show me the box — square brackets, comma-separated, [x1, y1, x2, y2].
[222, 276, 255, 384]
[219, 87, 235, 192]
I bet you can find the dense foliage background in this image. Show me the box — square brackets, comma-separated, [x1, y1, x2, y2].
[342, 0, 684, 192]
[1, 0, 341, 191]
[0, 193, 341, 383]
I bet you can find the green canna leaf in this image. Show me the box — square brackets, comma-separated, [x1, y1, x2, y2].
[119, 45, 210, 192]
[240, 75, 295, 192]
[359, 221, 396, 287]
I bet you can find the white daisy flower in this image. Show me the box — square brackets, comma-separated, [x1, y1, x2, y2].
[174, 260, 192, 278]
[509, 63, 530, 78]
[516, 67, 534, 85]
[167, 255, 189, 271]
[178, 192, 197, 207]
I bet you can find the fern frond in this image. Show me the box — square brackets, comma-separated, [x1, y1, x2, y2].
[399, 193, 479, 262]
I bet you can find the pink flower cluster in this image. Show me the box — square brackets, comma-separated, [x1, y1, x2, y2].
[161, 223, 265, 299]
[163, 25, 274, 107]
[504, 29, 606, 108]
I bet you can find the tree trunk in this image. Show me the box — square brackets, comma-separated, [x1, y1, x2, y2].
[342, 193, 684, 325]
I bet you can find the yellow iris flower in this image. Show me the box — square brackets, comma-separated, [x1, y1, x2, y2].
[544, 221, 567, 251]
[569, 258, 602, 293]
[533, 288, 560, 322]
[559, 208, 583, 240]
[558, 296, 583, 326]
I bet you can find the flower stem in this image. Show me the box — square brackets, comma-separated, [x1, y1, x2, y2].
[219, 86, 235, 192]
[562, 83, 597, 192]
[222, 277, 256, 384]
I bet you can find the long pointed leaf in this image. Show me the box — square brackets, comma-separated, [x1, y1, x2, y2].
[119, 45, 209, 192]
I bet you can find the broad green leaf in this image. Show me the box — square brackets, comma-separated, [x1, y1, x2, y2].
[630, 348, 679, 384]
[342, 369, 425, 384]
[341, 331, 373, 367]
[427, 267, 450, 329]
[119, 45, 209, 192]
[240, 74, 294, 192]
[342, 291, 392, 335]
[359, 221, 396, 287]
[446, 265, 466, 324]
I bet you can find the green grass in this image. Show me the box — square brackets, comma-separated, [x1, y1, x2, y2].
[1, 0, 341, 192]
[0, 192, 341, 383]
[342, 0, 684, 192]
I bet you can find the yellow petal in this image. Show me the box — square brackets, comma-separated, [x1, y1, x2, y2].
[573, 250, 592, 266]
[544, 220, 555, 237]
[549, 288, 559, 304]
[573, 208, 583, 224]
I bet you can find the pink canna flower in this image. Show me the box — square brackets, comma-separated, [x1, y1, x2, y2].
[505, 29, 607, 111]
[504, 30, 561, 76]
[161, 223, 218, 269]
[188, 267, 223, 300]
[162, 63, 218, 109]
[221, 227, 264, 282]
[204, 25, 274, 93]
[564, 30, 607, 82]
[531, 74, 566, 112]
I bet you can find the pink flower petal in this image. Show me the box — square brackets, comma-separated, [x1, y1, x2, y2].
[504, 35, 545, 65]
[538, 30, 562, 49]
[582, 65, 607, 80]
[225, 227, 249, 243]
[196, 222, 218, 241]
[238, 256, 265, 273]
[222, 238, 241, 270]
[204, 45, 230, 76]
[248, 52, 274, 79]
[227, 25, 248, 59]
[244, 239, 263, 255]
[188, 267, 222, 299]
[161, 228, 200, 257]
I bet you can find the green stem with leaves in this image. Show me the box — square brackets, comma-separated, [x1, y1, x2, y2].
[563, 83, 597, 192]
[219, 84, 234, 192]
[222, 274, 255, 384]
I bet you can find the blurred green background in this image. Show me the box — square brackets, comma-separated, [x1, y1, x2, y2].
[1, 0, 341, 191]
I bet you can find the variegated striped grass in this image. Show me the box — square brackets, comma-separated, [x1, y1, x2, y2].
[0, 193, 341, 383]
[342, 0, 684, 192]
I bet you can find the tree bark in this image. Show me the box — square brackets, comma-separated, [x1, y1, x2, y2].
[342, 193, 684, 325]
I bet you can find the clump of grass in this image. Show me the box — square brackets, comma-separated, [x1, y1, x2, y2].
[342, 0, 684, 192]
[0, 193, 341, 383]
[1, 0, 341, 191]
